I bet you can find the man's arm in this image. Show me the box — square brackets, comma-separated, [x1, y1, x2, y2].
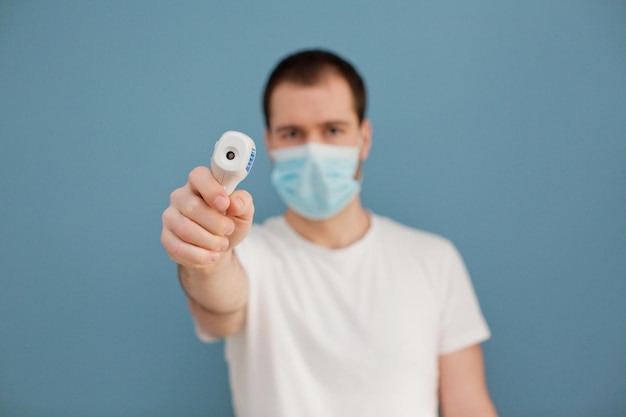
[438, 344, 498, 417]
[161, 166, 255, 339]
[178, 250, 248, 339]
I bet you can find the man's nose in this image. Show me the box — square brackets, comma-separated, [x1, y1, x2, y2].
[304, 132, 323, 144]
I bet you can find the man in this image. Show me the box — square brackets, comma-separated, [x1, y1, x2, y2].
[161, 49, 498, 417]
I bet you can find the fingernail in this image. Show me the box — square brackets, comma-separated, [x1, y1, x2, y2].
[214, 195, 228, 211]
[220, 238, 230, 251]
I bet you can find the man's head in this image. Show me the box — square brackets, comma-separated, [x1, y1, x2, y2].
[262, 49, 373, 221]
[262, 49, 367, 129]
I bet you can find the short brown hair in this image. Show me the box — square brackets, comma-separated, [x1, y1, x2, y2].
[262, 49, 367, 128]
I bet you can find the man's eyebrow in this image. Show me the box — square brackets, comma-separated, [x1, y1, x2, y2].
[273, 120, 351, 133]
[273, 125, 301, 133]
[321, 120, 350, 127]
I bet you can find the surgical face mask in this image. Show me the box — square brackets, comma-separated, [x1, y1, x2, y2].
[270, 142, 361, 220]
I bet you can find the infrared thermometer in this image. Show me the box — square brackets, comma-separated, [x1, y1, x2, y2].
[210, 131, 256, 195]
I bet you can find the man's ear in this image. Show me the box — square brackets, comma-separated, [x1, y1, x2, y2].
[359, 119, 373, 161]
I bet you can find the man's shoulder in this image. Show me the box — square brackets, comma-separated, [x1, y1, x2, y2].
[369, 213, 461, 266]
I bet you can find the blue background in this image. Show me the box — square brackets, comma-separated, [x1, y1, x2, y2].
[1, 1, 625, 416]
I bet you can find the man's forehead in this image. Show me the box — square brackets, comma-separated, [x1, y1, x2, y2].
[268, 76, 357, 126]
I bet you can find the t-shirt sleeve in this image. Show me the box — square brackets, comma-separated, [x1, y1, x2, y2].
[437, 242, 491, 354]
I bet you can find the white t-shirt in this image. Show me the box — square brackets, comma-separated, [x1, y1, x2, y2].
[200, 214, 490, 417]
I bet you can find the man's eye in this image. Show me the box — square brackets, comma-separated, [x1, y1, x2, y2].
[326, 127, 343, 136]
[281, 130, 300, 140]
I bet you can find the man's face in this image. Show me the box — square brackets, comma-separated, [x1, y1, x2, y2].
[264, 74, 371, 163]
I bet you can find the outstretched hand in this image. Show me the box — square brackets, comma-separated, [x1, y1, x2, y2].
[161, 166, 255, 270]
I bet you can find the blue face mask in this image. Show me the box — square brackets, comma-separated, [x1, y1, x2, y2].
[270, 142, 361, 220]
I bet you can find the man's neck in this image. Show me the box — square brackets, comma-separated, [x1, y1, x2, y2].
[284, 198, 371, 249]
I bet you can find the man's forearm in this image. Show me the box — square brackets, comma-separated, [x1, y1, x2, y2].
[178, 250, 248, 316]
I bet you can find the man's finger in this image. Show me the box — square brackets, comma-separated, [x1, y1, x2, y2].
[172, 191, 234, 238]
[227, 190, 255, 221]
[165, 208, 230, 252]
[188, 166, 230, 212]
[161, 227, 221, 267]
